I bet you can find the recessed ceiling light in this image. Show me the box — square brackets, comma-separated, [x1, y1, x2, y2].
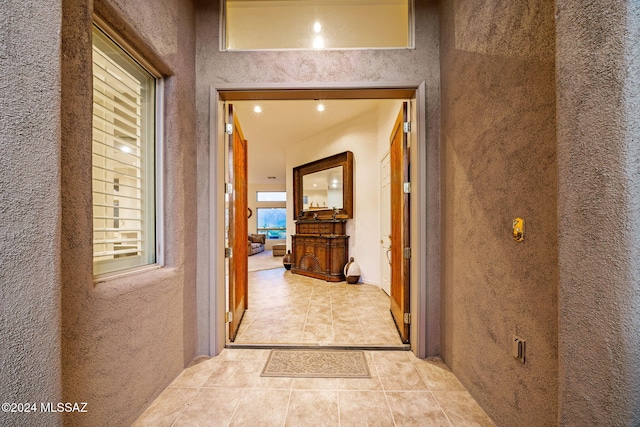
[317, 103, 325, 112]
[253, 105, 262, 113]
[313, 22, 322, 33]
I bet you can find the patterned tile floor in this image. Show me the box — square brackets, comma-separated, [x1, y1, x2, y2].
[232, 268, 404, 346]
[133, 349, 496, 426]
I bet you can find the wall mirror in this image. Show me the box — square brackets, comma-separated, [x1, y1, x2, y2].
[293, 151, 354, 219]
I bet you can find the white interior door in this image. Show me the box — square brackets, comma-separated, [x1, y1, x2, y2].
[380, 151, 391, 295]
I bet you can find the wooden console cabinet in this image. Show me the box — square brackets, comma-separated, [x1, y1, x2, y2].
[291, 219, 349, 282]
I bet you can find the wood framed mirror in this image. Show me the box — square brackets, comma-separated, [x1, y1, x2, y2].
[293, 151, 354, 220]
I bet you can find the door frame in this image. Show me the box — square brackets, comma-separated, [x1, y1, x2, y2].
[208, 82, 435, 358]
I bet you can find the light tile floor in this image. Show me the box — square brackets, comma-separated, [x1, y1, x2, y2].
[133, 349, 496, 426]
[134, 268, 495, 426]
[233, 268, 403, 346]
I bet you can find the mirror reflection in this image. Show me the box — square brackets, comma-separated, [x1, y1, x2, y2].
[302, 166, 343, 211]
[293, 151, 353, 219]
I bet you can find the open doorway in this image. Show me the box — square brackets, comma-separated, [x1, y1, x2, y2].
[211, 86, 427, 355]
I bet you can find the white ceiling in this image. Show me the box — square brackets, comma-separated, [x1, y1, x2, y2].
[230, 99, 385, 185]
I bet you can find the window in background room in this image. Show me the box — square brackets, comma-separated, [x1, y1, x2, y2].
[92, 25, 158, 276]
[256, 191, 287, 202]
[257, 208, 287, 239]
[223, 0, 413, 50]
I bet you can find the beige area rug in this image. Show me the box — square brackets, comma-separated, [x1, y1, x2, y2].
[248, 250, 284, 272]
[261, 350, 371, 378]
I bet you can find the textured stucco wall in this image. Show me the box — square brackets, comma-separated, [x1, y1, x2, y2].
[60, 0, 197, 425]
[195, 0, 441, 356]
[0, 1, 63, 426]
[556, 1, 640, 425]
[439, 1, 558, 426]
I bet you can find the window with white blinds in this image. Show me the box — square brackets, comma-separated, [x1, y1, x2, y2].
[92, 26, 157, 276]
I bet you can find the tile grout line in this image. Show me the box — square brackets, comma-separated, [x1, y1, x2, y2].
[372, 351, 399, 426]
[301, 279, 313, 344]
[337, 387, 342, 427]
[348, 286, 367, 345]
[169, 386, 204, 427]
[429, 390, 456, 427]
[224, 386, 245, 427]
[281, 389, 293, 427]
[413, 362, 456, 427]
[329, 284, 337, 345]
[382, 388, 399, 427]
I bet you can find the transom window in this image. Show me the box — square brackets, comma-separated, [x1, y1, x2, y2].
[256, 191, 287, 202]
[92, 25, 158, 276]
[223, 0, 413, 50]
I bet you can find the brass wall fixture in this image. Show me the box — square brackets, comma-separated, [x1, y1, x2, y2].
[513, 218, 525, 242]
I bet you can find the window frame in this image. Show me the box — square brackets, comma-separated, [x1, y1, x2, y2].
[92, 19, 164, 280]
[220, 0, 415, 52]
[256, 207, 287, 240]
[256, 191, 287, 202]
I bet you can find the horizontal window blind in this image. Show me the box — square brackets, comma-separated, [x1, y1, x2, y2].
[92, 26, 156, 276]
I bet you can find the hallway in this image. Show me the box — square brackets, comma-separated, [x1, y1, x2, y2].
[232, 266, 403, 347]
[133, 348, 495, 426]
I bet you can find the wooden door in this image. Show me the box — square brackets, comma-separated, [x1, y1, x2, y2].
[228, 104, 248, 342]
[390, 102, 410, 343]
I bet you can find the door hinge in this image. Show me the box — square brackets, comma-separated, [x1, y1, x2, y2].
[225, 123, 233, 135]
[225, 247, 232, 258]
[403, 247, 411, 259]
[404, 313, 411, 324]
[225, 183, 233, 194]
[403, 182, 411, 194]
[226, 311, 233, 323]
[403, 121, 411, 133]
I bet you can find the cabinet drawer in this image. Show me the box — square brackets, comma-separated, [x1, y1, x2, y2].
[295, 220, 346, 235]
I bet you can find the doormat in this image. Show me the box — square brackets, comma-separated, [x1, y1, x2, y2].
[261, 350, 371, 378]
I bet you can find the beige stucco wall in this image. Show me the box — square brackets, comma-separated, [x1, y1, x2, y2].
[0, 1, 64, 426]
[3, 0, 638, 425]
[59, 0, 198, 426]
[439, 1, 558, 426]
[556, 1, 640, 425]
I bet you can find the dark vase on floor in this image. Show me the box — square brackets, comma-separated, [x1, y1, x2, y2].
[283, 250, 292, 270]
